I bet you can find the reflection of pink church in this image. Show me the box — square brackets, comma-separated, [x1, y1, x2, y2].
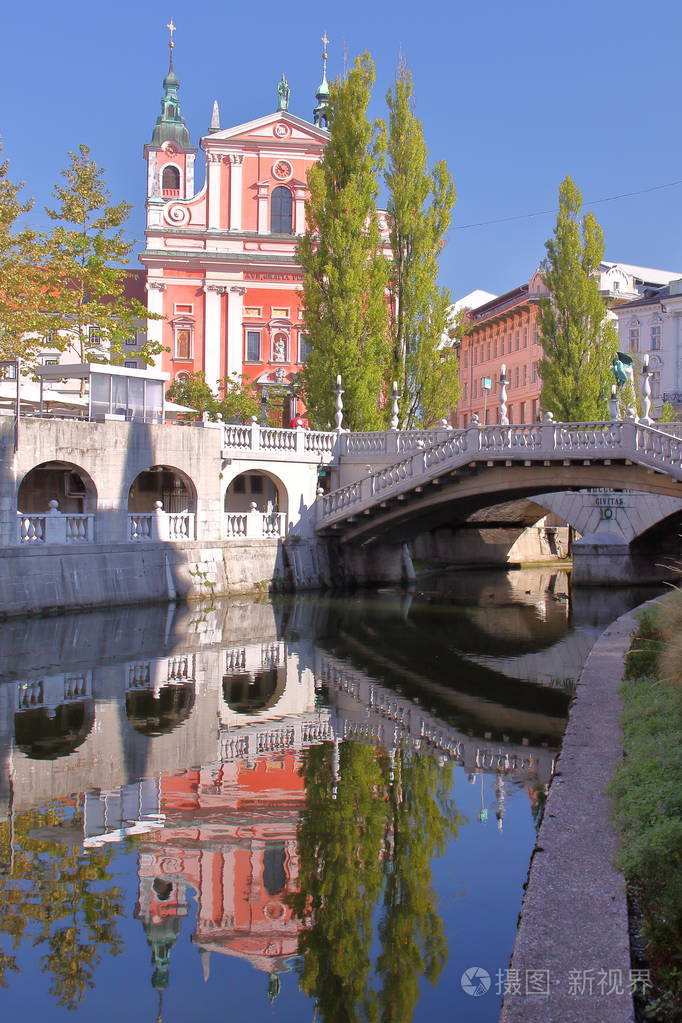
[135, 750, 306, 996]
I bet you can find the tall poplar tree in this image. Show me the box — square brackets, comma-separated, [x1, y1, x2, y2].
[537, 176, 618, 421]
[383, 64, 458, 428]
[44, 145, 163, 367]
[298, 54, 389, 430]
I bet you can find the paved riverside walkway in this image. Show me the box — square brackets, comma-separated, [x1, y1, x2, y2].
[499, 603, 652, 1023]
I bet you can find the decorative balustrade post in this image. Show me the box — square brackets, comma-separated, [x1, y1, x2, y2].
[246, 501, 262, 538]
[640, 354, 653, 425]
[608, 385, 619, 421]
[539, 410, 556, 458]
[389, 381, 400, 430]
[249, 415, 261, 451]
[466, 419, 482, 457]
[333, 374, 345, 432]
[294, 421, 305, 453]
[499, 364, 509, 426]
[43, 499, 67, 545]
[153, 500, 169, 541]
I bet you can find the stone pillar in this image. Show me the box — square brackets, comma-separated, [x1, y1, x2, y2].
[203, 285, 226, 392]
[293, 181, 306, 234]
[207, 153, 223, 230]
[145, 280, 166, 371]
[256, 181, 269, 234]
[226, 287, 246, 380]
[228, 154, 244, 231]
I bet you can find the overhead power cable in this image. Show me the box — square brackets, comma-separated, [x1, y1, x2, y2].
[451, 178, 682, 231]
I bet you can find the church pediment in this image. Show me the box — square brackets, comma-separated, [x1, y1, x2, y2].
[202, 111, 328, 147]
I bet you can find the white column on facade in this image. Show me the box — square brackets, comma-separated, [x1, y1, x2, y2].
[145, 281, 166, 371]
[228, 154, 244, 231]
[227, 287, 247, 380]
[207, 153, 223, 230]
[203, 285, 226, 392]
[185, 153, 196, 199]
[256, 182, 269, 234]
[293, 182, 306, 235]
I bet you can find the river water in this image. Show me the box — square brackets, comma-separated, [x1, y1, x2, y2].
[0, 569, 659, 1023]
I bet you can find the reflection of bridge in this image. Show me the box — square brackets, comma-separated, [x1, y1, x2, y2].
[219, 651, 558, 785]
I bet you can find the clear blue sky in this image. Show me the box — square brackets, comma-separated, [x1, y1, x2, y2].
[3, 0, 682, 298]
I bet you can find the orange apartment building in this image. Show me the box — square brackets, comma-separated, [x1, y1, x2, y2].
[454, 262, 682, 428]
[455, 270, 548, 428]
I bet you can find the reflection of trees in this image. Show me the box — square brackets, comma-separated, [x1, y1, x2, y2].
[377, 750, 458, 1023]
[290, 740, 459, 1023]
[0, 804, 124, 1009]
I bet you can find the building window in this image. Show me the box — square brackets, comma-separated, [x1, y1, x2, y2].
[43, 330, 57, 346]
[514, 366, 519, 388]
[523, 329, 528, 347]
[174, 327, 192, 360]
[462, 382, 468, 400]
[462, 351, 468, 369]
[88, 326, 102, 346]
[271, 186, 293, 234]
[651, 372, 661, 398]
[298, 333, 312, 363]
[246, 330, 261, 362]
[175, 371, 189, 384]
[651, 323, 662, 350]
[124, 360, 137, 369]
[162, 165, 181, 196]
[522, 364, 527, 385]
[43, 358, 58, 366]
[629, 322, 640, 352]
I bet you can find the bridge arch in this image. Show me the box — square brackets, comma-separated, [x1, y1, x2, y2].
[223, 468, 289, 515]
[17, 460, 97, 515]
[127, 465, 197, 514]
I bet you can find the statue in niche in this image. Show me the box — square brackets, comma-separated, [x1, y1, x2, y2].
[277, 74, 290, 112]
[274, 367, 286, 384]
[273, 336, 287, 362]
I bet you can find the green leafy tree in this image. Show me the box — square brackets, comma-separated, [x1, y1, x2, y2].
[298, 54, 389, 431]
[383, 64, 458, 428]
[43, 145, 164, 367]
[0, 158, 52, 363]
[537, 176, 618, 421]
[0, 805, 124, 1008]
[166, 371, 273, 423]
[659, 400, 678, 423]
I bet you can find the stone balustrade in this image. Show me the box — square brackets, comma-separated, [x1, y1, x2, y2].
[127, 505, 196, 542]
[223, 509, 287, 539]
[222, 421, 336, 459]
[17, 501, 95, 544]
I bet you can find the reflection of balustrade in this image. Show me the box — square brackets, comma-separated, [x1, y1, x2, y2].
[261, 643, 281, 669]
[167, 655, 193, 683]
[256, 727, 296, 752]
[128, 662, 151, 688]
[16, 680, 44, 709]
[225, 648, 247, 673]
[63, 673, 89, 701]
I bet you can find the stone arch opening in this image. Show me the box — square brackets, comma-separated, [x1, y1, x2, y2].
[128, 466, 197, 514]
[224, 470, 288, 515]
[14, 701, 95, 760]
[222, 666, 286, 714]
[18, 460, 97, 515]
[125, 683, 196, 736]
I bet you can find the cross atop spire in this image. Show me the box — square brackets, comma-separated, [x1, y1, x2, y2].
[314, 31, 330, 128]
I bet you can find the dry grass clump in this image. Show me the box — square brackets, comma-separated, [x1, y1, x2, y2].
[656, 589, 682, 688]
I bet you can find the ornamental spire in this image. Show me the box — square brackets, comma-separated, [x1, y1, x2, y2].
[151, 20, 191, 148]
[313, 32, 330, 128]
[209, 99, 221, 133]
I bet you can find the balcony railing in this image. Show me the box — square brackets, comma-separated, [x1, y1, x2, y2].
[224, 509, 286, 538]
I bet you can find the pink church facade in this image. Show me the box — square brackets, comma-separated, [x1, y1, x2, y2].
[141, 40, 333, 424]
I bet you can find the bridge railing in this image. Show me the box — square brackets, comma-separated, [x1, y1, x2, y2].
[319, 419, 682, 525]
[222, 421, 336, 458]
